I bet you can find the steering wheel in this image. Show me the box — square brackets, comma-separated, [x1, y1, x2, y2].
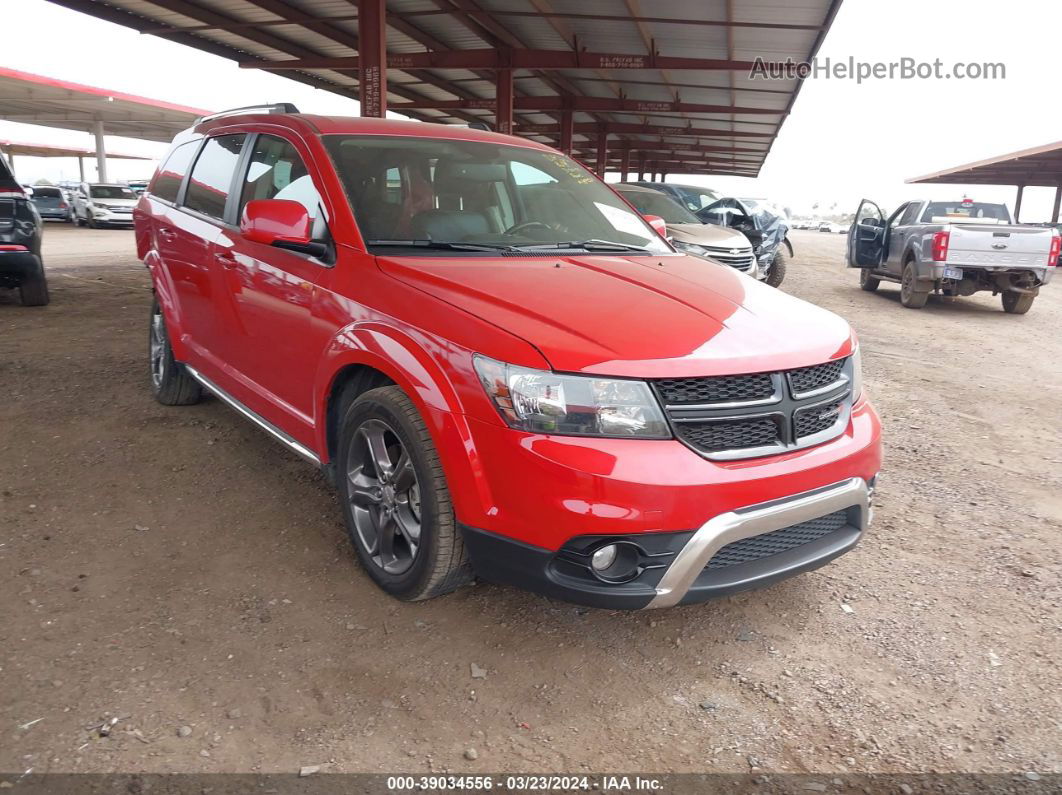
[504, 220, 554, 236]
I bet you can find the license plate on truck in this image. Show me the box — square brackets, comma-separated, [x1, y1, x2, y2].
[943, 267, 963, 280]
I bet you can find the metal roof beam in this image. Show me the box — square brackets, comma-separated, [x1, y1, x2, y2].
[390, 97, 783, 115]
[241, 50, 771, 72]
[515, 122, 774, 138]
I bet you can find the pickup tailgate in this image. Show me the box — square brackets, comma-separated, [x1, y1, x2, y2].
[946, 223, 1053, 268]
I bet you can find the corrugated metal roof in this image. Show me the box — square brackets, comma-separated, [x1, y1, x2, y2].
[44, 0, 843, 175]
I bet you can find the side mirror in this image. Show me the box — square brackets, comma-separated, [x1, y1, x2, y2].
[240, 199, 326, 257]
[643, 214, 668, 237]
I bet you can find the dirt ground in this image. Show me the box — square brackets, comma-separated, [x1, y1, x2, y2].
[1, 223, 1059, 778]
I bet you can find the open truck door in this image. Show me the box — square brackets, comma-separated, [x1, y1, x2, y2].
[847, 199, 886, 267]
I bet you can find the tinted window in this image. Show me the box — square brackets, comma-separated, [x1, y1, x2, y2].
[184, 134, 245, 219]
[90, 185, 137, 200]
[32, 187, 61, 199]
[617, 188, 699, 224]
[238, 135, 320, 220]
[151, 141, 199, 204]
[920, 201, 1010, 222]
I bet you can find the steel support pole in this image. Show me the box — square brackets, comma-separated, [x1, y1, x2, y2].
[1052, 185, 1062, 224]
[495, 69, 514, 135]
[78, 156, 85, 182]
[619, 148, 631, 182]
[595, 129, 608, 176]
[637, 153, 645, 181]
[94, 119, 108, 183]
[560, 110, 573, 155]
[358, 0, 387, 117]
[1014, 184, 1024, 223]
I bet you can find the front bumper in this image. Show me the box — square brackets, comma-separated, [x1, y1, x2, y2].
[463, 477, 873, 609]
[90, 208, 135, 225]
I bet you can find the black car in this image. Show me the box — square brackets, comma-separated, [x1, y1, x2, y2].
[0, 153, 48, 306]
[28, 185, 72, 222]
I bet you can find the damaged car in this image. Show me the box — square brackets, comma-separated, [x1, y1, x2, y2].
[696, 197, 792, 288]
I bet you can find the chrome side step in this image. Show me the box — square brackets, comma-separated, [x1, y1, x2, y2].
[185, 365, 321, 465]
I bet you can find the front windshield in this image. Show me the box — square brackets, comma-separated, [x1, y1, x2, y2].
[617, 189, 700, 225]
[323, 135, 670, 254]
[90, 185, 136, 200]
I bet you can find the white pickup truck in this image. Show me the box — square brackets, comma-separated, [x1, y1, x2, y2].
[846, 198, 1059, 313]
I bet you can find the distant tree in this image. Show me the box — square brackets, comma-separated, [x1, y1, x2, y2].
[33, 178, 55, 186]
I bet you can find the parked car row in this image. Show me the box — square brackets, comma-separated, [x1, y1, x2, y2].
[22, 182, 143, 227]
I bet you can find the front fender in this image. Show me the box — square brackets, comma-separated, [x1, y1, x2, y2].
[783, 237, 794, 258]
[313, 321, 498, 522]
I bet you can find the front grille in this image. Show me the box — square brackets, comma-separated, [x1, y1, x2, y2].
[794, 400, 845, 439]
[675, 417, 780, 453]
[703, 245, 755, 272]
[707, 510, 848, 569]
[789, 359, 844, 394]
[655, 372, 774, 405]
[653, 357, 851, 460]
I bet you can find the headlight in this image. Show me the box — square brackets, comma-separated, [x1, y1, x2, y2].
[849, 346, 864, 402]
[671, 240, 709, 258]
[473, 355, 670, 439]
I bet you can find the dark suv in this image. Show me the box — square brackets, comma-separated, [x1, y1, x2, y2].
[0, 153, 48, 306]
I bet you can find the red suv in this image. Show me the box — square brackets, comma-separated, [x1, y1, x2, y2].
[135, 106, 882, 609]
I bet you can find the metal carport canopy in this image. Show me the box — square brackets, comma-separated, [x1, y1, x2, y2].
[46, 0, 843, 179]
[907, 139, 1062, 223]
[0, 138, 152, 182]
[0, 67, 210, 182]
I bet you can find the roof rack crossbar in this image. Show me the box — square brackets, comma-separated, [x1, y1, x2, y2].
[196, 103, 300, 124]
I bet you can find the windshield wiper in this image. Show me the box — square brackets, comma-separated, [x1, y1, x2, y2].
[512, 239, 652, 253]
[367, 239, 519, 252]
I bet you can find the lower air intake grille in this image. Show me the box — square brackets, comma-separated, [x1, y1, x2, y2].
[675, 417, 779, 453]
[707, 510, 849, 569]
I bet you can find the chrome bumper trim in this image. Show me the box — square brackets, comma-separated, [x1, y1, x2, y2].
[185, 366, 321, 465]
[646, 477, 870, 609]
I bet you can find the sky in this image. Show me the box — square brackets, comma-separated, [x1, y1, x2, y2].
[3, 0, 1061, 221]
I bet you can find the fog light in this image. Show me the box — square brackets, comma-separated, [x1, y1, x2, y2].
[591, 544, 618, 572]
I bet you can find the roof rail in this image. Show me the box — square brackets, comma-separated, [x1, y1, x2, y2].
[195, 103, 300, 124]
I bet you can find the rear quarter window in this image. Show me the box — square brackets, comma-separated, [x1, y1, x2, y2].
[151, 141, 199, 204]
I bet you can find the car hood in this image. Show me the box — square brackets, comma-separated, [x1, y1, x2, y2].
[667, 223, 751, 250]
[376, 253, 853, 378]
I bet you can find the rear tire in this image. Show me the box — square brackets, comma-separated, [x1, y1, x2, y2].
[764, 249, 787, 288]
[900, 261, 929, 308]
[1002, 291, 1035, 314]
[859, 268, 881, 292]
[336, 385, 472, 601]
[149, 299, 202, 406]
[18, 265, 50, 306]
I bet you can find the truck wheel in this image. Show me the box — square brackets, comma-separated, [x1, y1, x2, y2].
[18, 265, 50, 307]
[764, 249, 787, 288]
[900, 262, 929, 308]
[337, 385, 472, 601]
[859, 269, 880, 292]
[1002, 291, 1035, 314]
[149, 300, 202, 405]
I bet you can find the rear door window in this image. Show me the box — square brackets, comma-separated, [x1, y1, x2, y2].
[151, 141, 199, 204]
[183, 134, 245, 220]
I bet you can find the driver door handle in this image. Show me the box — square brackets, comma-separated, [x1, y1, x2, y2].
[158, 227, 176, 241]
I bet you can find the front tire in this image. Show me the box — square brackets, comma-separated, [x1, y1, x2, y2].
[859, 268, 881, 292]
[337, 385, 472, 601]
[764, 249, 787, 288]
[149, 300, 201, 405]
[1002, 291, 1035, 314]
[900, 261, 930, 308]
